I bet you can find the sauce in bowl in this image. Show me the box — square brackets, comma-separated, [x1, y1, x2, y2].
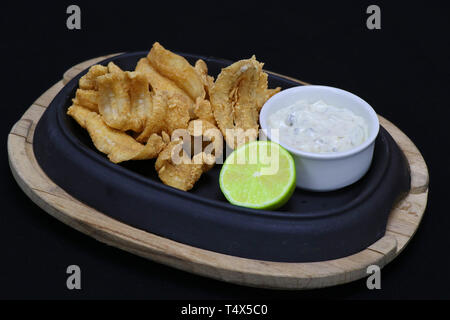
[268, 100, 368, 154]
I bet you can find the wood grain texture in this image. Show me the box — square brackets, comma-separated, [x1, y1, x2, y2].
[7, 54, 429, 289]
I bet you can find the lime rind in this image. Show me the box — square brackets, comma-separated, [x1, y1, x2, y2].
[219, 141, 296, 210]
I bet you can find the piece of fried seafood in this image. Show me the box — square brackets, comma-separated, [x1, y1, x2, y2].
[187, 119, 223, 172]
[210, 56, 281, 149]
[79, 65, 108, 90]
[154, 118, 222, 191]
[135, 57, 195, 117]
[155, 139, 214, 191]
[194, 59, 215, 98]
[72, 89, 98, 112]
[135, 58, 193, 102]
[193, 97, 216, 126]
[136, 90, 190, 143]
[209, 56, 259, 149]
[147, 42, 205, 101]
[67, 105, 166, 163]
[107, 61, 123, 73]
[255, 71, 281, 111]
[73, 62, 125, 113]
[96, 70, 151, 133]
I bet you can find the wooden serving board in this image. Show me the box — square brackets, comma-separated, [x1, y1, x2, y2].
[8, 54, 429, 290]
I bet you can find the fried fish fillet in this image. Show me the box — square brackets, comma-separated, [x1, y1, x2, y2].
[209, 56, 260, 149]
[73, 89, 98, 112]
[136, 90, 190, 143]
[194, 59, 215, 97]
[148, 42, 205, 100]
[135, 57, 195, 117]
[96, 71, 151, 133]
[79, 65, 108, 90]
[254, 71, 281, 111]
[154, 118, 222, 190]
[193, 97, 216, 125]
[187, 119, 223, 171]
[128, 71, 153, 132]
[107, 61, 123, 73]
[210, 56, 281, 149]
[74, 63, 125, 113]
[135, 58, 193, 101]
[67, 105, 165, 163]
[155, 139, 210, 191]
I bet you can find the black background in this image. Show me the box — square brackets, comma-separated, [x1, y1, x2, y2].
[1, 1, 449, 299]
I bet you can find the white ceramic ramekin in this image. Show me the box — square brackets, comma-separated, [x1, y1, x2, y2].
[259, 85, 380, 191]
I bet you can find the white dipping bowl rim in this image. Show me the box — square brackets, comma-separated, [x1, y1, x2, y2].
[259, 85, 380, 160]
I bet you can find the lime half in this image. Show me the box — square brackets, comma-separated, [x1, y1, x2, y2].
[219, 141, 296, 210]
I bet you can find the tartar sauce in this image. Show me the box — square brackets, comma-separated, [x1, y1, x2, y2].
[268, 100, 368, 153]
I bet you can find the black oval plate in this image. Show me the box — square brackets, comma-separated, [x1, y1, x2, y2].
[33, 52, 411, 262]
